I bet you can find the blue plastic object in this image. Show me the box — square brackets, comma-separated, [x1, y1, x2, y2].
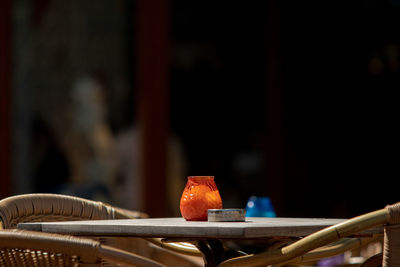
[245, 196, 276, 217]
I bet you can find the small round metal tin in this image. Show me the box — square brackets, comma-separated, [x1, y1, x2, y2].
[207, 209, 246, 222]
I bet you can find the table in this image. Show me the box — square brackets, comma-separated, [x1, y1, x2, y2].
[17, 217, 381, 266]
[17, 217, 349, 238]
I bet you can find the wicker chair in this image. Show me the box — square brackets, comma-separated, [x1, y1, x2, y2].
[0, 194, 201, 266]
[218, 203, 400, 267]
[0, 229, 165, 267]
[0, 193, 147, 229]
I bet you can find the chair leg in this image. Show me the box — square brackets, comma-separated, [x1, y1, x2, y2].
[383, 225, 400, 267]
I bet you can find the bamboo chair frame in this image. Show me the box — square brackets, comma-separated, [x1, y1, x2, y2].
[0, 229, 165, 267]
[219, 203, 400, 267]
[0, 194, 201, 257]
[279, 235, 383, 266]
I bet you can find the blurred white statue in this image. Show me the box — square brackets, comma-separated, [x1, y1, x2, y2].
[112, 127, 186, 216]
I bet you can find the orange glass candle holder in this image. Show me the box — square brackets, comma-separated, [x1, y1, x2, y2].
[180, 176, 223, 221]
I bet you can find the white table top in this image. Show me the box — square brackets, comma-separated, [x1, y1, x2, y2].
[17, 217, 382, 239]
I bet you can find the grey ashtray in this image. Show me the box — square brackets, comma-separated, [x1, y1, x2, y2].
[208, 209, 246, 222]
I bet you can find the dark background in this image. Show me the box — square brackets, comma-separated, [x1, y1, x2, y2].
[2, 0, 399, 218]
[168, 1, 399, 217]
[168, 1, 398, 217]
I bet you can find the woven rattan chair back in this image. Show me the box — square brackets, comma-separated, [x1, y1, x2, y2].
[0, 194, 201, 266]
[0, 194, 163, 266]
[0, 229, 165, 267]
[0, 193, 147, 229]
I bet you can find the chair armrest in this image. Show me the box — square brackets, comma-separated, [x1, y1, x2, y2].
[219, 208, 390, 267]
[0, 193, 115, 228]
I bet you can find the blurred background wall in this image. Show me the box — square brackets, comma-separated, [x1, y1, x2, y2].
[1, 0, 399, 218]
